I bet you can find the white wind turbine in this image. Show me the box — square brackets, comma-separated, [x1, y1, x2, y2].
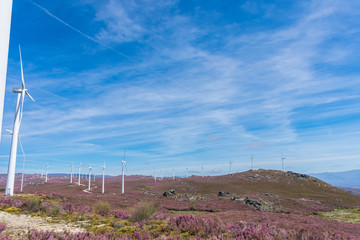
[78, 163, 81, 185]
[6, 129, 26, 192]
[18, 133, 26, 192]
[229, 160, 233, 175]
[172, 168, 175, 180]
[154, 169, 157, 182]
[5, 46, 35, 196]
[281, 153, 286, 171]
[102, 161, 105, 194]
[250, 154, 254, 170]
[88, 166, 92, 191]
[201, 163, 204, 177]
[121, 150, 127, 194]
[45, 164, 48, 183]
[70, 163, 73, 183]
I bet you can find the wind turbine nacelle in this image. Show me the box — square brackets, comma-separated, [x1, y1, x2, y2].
[12, 88, 23, 93]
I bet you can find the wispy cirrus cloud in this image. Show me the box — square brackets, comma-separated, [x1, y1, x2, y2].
[2, 0, 360, 175]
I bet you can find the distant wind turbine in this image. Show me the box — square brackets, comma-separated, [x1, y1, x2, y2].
[5, 45, 35, 196]
[251, 154, 254, 170]
[172, 168, 175, 180]
[45, 164, 48, 183]
[281, 153, 286, 171]
[78, 163, 81, 185]
[18, 133, 26, 192]
[201, 163, 204, 178]
[154, 169, 157, 182]
[70, 163, 73, 183]
[102, 161, 105, 194]
[121, 150, 127, 194]
[229, 160, 233, 175]
[88, 166, 92, 191]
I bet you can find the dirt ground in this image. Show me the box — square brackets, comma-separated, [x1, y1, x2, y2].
[0, 210, 86, 238]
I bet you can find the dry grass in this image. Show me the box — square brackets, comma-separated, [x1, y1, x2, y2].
[316, 208, 360, 224]
[94, 201, 111, 216]
[130, 201, 157, 222]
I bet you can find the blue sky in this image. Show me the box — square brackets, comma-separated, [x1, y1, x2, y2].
[1, 0, 360, 177]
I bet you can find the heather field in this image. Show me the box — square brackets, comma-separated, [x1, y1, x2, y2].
[0, 170, 359, 239]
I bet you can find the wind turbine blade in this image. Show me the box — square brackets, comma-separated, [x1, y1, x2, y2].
[18, 134, 26, 161]
[6, 129, 13, 135]
[123, 150, 126, 161]
[26, 91, 35, 102]
[19, 45, 25, 90]
[19, 91, 25, 125]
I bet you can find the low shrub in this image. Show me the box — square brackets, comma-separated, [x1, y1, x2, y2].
[23, 196, 42, 212]
[130, 201, 157, 222]
[94, 201, 111, 216]
[0, 224, 6, 233]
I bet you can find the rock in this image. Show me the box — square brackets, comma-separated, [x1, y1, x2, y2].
[218, 191, 229, 197]
[163, 192, 171, 197]
[288, 171, 311, 179]
[169, 189, 176, 194]
[231, 196, 244, 201]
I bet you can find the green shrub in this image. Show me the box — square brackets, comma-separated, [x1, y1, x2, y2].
[23, 196, 42, 212]
[130, 201, 157, 222]
[94, 201, 111, 216]
[49, 204, 63, 216]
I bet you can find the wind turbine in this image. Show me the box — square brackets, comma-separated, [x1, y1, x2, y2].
[281, 153, 286, 171]
[88, 166, 92, 191]
[154, 169, 157, 182]
[102, 161, 105, 194]
[201, 163, 204, 177]
[70, 163, 73, 183]
[172, 168, 175, 180]
[229, 160, 233, 175]
[121, 150, 127, 194]
[78, 163, 81, 185]
[250, 154, 254, 170]
[45, 164, 48, 183]
[5, 45, 35, 196]
[18, 133, 26, 192]
[6, 129, 26, 192]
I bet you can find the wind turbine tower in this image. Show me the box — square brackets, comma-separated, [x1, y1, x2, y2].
[102, 161, 105, 194]
[45, 164, 48, 183]
[5, 46, 35, 196]
[17, 132, 25, 192]
[172, 168, 175, 180]
[229, 160, 233, 175]
[281, 154, 286, 171]
[154, 169, 157, 182]
[88, 166, 92, 191]
[121, 150, 127, 194]
[251, 154, 254, 170]
[70, 164, 73, 183]
[201, 163, 204, 177]
[78, 163, 81, 185]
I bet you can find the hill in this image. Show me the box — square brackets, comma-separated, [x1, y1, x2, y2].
[0, 169, 359, 239]
[310, 169, 360, 188]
